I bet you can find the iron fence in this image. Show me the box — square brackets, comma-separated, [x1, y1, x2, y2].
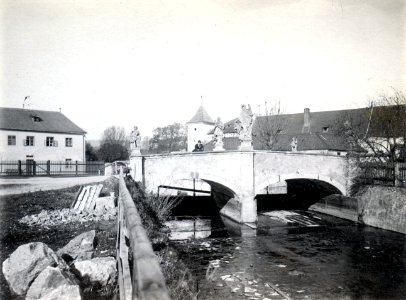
[0, 160, 105, 176]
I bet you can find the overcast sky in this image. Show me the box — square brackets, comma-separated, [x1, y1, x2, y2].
[1, 0, 405, 140]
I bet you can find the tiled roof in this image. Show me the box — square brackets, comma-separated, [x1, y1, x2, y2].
[0, 107, 86, 135]
[205, 105, 404, 152]
[187, 105, 214, 124]
[252, 133, 354, 152]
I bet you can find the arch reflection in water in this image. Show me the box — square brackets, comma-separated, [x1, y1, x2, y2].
[165, 217, 212, 240]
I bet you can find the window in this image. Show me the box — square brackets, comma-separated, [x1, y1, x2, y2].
[7, 135, 16, 146]
[31, 114, 42, 122]
[65, 159, 73, 169]
[24, 136, 35, 146]
[65, 138, 73, 147]
[46, 137, 58, 147]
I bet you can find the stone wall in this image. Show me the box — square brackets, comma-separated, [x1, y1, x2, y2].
[311, 186, 406, 234]
[358, 186, 406, 234]
[309, 194, 359, 222]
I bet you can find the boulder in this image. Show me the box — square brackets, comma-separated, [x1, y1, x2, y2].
[33, 284, 81, 300]
[2, 242, 59, 295]
[57, 230, 96, 262]
[73, 257, 116, 287]
[95, 196, 115, 212]
[25, 266, 80, 300]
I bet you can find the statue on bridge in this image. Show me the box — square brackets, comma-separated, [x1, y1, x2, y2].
[130, 126, 141, 155]
[213, 117, 225, 151]
[235, 104, 254, 150]
[290, 137, 298, 152]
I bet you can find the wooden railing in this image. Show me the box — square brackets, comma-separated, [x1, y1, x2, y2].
[116, 172, 170, 300]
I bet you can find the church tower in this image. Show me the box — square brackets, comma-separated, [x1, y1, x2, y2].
[187, 105, 214, 151]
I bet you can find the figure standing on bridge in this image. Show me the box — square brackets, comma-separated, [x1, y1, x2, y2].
[213, 117, 225, 151]
[193, 140, 204, 152]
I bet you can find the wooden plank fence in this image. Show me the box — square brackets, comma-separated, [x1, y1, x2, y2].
[117, 171, 170, 300]
[0, 160, 105, 176]
[359, 162, 406, 187]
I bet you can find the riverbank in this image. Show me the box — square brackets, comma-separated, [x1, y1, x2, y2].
[0, 177, 118, 299]
[310, 186, 406, 234]
[124, 177, 198, 300]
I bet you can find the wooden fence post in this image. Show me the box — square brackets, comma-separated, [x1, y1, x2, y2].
[47, 160, 51, 175]
[33, 161, 36, 176]
[18, 160, 22, 176]
[75, 161, 78, 176]
[395, 162, 400, 187]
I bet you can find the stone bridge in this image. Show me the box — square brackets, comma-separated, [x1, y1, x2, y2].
[130, 151, 352, 223]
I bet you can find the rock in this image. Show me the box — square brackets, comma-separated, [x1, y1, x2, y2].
[25, 266, 80, 300]
[95, 196, 115, 212]
[34, 284, 81, 300]
[73, 257, 116, 287]
[2, 242, 59, 295]
[57, 230, 96, 262]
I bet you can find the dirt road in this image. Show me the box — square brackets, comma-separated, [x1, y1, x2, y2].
[0, 176, 110, 196]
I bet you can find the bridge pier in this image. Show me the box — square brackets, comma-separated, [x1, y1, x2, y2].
[219, 193, 257, 224]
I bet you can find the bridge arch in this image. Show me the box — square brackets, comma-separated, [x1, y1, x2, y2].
[256, 173, 346, 196]
[152, 171, 240, 198]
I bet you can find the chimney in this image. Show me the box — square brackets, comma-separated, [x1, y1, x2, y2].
[302, 108, 311, 133]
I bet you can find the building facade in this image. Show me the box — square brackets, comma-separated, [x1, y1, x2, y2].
[186, 105, 215, 152]
[0, 107, 86, 162]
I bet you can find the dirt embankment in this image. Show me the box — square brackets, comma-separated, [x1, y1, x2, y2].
[124, 177, 198, 300]
[0, 177, 118, 299]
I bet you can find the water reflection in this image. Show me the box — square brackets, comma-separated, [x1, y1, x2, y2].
[165, 217, 212, 240]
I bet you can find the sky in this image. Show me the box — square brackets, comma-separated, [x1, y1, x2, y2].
[1, 0, 405, 140]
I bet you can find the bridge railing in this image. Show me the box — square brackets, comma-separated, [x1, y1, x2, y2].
[117, 171, 170, 300]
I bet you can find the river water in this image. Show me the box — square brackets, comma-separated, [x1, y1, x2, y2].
[169, 210, 406, 300]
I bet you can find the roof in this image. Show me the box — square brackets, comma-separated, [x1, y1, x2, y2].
[0, 107, 87, 135]
[187, 105, 214, 124]
[205, 105, 404, 152]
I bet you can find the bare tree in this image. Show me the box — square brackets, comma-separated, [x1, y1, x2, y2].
[98, 126, 129, 162]
[149, 123, 187, 154]
[253, 101, 286, 150]
[337, 90, 406, 162]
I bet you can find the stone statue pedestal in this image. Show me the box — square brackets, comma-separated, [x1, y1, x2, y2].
[130, 148, 141, 157]
[213, 145, 225, 152]
[213, 141, 225, 152]
[239, 140, 253, 151]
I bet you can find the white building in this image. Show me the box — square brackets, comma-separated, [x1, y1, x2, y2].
[0, 107, 86, 162]
[186, 105, 214, 152]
